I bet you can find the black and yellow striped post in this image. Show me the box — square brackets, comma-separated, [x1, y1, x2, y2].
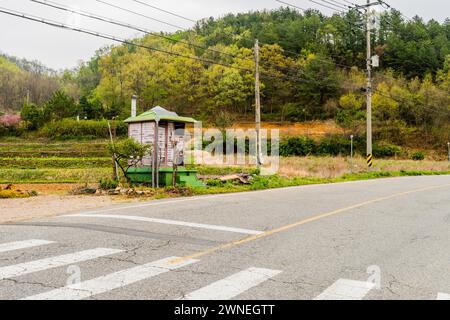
[367, 154, 373, 168]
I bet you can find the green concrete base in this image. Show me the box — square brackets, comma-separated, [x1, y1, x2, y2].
[126, 167, 205, 187]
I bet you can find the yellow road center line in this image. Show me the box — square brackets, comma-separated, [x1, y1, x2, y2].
[169, 183, 450, 265]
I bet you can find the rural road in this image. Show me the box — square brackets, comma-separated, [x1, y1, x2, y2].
[1, 175, 450, 300]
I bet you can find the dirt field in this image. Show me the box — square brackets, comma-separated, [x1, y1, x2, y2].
[231, 120, 344, 137]
[277, 156, 450, 178]
[0, 194, 119, 224]
[0, 183, 84, 195]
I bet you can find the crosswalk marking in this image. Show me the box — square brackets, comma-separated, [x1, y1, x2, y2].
[23, 256, 199, 300]
[0, 239, 54, 254]
[0, 248, 122, 281]
[314, 279, 375, 300]
[181, 267, 282, 300]
[64, 214, 263, 235]
[437, 293, 450, 300]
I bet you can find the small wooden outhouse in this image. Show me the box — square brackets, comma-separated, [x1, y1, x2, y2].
[123, 106, 203, 187]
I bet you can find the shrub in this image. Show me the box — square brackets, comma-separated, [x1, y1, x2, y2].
[42, 90, 77, 121]
[108, 138, 151, 180]
[99, 178, 119, 190]
[411, 151, 425, 161]
[373, 143, 402, 158]
[280, 137, 316, 156]
[0, 114, 23, 137]
[39, 119, 127, 139]
[317, 136, 350, 156]
[0, 189, 35, 199]
[21, 103, 44, 130]
[0, 114, 21, 127]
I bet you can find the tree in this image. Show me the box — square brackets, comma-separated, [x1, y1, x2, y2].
[43, 90, 77, 121]
[21, 103, 43, 130]
[336, 92, 365, 133]
[108, 138, 151, 182]
[78, 95, 103, 120]
[295, 54, 341, 119]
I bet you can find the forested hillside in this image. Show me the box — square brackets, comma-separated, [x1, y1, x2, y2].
[0, 53, 73, 114]
[1, 7, 449, 148]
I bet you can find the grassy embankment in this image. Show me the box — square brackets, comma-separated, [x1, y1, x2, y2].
[0, 139, 112, 183]
[0, 138, 449, 198]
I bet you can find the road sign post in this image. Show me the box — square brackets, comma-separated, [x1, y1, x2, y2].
[447, 142, 450, 162]
[350, 135, 354, 174]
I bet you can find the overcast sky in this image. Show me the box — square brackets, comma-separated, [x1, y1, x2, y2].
[0, 0, 448, 70]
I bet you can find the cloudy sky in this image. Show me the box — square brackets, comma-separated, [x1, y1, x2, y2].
[0, 0, 448, 70]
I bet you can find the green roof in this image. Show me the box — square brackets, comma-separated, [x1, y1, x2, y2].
[124, 106, 196, 124]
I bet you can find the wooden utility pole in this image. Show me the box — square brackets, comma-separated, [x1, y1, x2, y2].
[108, 121, 119, 181]
[254, 39, 262, 169]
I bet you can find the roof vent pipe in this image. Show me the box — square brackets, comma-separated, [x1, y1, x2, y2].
[131, 95, 137, 117]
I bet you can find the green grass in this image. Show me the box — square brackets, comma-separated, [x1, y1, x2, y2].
[191, 170, 450, 196]
[190, 165, 260, 176]
[0, 168, 111, 183]
[0, 157, 112, 169]
[0, 139, 113, 158]
[0, 139, 449, 195]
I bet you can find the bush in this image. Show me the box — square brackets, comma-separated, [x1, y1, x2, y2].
[21, 103, 44, 130]
[373, 143, 402, 158]
[0, 114, 24, 137]
[411, 151, 425, 161]
[317, 136, 350, 156]
[280, 137, 316, 156]
[99, 178, 119, 190]
[0, 190, 29, 199]
[282, 103, 310, 122]
[39, 119, 127, 139]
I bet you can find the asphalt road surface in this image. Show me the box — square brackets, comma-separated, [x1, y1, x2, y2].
[1, 175, 450, 300]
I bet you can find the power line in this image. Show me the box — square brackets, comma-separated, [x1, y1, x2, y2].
[95, 0, 302, 71]
[124, 0, 328, 75]
[271, 0, 361, 69]
[342, 0, 359, 5]
[275, 0, 307, 11]
[328, 0, 353, 8]
[0, 7, 340, 88]
[130, 0, 197, 23]
[318, 0, 349, 11]
[307, 0, 346, 13]
[36, 0, 326, 80]
[95, 0, 187, 30]
[31, 0, 253, 63]
[95, 0, 303, 72]
[0, 7, 242, 70]
[373, 89, 450, 118]
[125, 0, 357, 73]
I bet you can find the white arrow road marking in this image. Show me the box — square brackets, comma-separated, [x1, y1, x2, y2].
[437, 293, 450, 300]
[22, 256, 199, 300]
[0, 248, 122, 281]
[0, 239, 54, 254]
[180, 267, 282, 300]
[64, 214, 263, 235]
[314, 279, 376, 300]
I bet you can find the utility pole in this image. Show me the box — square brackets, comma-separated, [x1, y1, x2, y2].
[254, 39, 262, 169]
[354, 1, 383, 169]
[365, 0, 373, 169]
[108, 121, 119, 181]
